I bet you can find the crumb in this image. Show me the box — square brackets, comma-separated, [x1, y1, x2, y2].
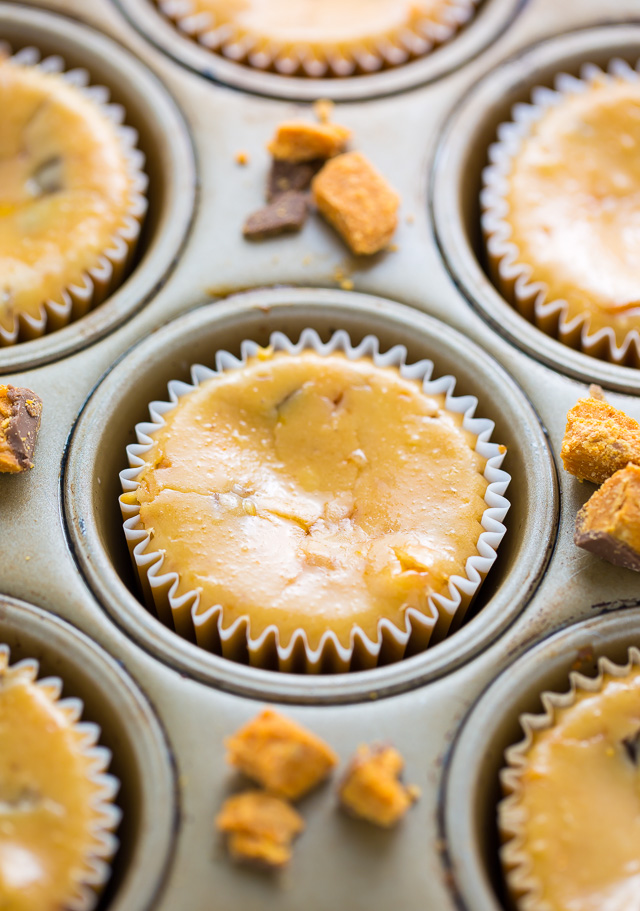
[340, 279, 354, 291]
[266, 159, 324, 201]
[561, 394, 640, 484]
[215, 791, 304, 869]
[338, 744, 419, 827]
[313, 99, 334, 124]
[406, 214, 415, 225]
[312, 152, 399, 255]
[388, 243, 399, 252]
[235, 150, 250, 166]
[225, 709, 338, 801]
[268, 121, 351, 163]
[243, 193, 308, 241]
[574, 463, 640, 571]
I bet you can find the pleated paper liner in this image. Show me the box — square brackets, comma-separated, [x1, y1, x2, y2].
[155, 0, 479, 78]
[482, 59, 640, 368]
[0, 643, 121, 911]
[0, 44, 147, 347]
[499, 647, 640, 911]
[119, 328, 510, 674]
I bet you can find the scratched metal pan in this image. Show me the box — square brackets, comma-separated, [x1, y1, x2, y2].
[0, 595, 177, 911]
[0, 1, 640, 910]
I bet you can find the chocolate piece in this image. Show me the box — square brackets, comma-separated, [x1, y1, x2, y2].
[215, 791, 304, 869]
[0, 385, 43, 473]
[574, 464, 640, 571]
[242, 192, 308, 241]
[561, 395, 640, 484]
[266, 158, 324, 202]
[622, 728, 640, 765]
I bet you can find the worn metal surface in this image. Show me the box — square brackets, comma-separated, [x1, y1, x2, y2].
[1, 1, 639, 909]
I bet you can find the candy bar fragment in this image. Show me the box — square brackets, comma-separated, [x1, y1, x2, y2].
[561, 395, 640, 485]
[215, 791, 304, 869]
[574, 464, 640, 571]
[267, 121, 351, 163]
[338, 745, 420, 828]
[242, 192, 308, 240]
[0, 385, 43, 473]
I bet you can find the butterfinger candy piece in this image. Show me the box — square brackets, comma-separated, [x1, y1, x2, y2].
[338, 744, 420, 828]
[0, 385, 43, 473]
[574, 464, 640, 572]
[266, 159, 324, 201]
[561, 395, 640, 484]
[215, 791, 304, 869]
[267, 121, 351, 163]
[243, 192, 308, 241]
[225, 709, 338, 801]
[312, 152, 399, 255]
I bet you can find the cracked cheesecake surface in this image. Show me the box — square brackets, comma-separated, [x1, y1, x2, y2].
[134, 349, 488, 649]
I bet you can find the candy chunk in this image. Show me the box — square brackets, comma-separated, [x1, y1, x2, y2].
[574, 463, 640, 571]
[561, 394, 640, 484]
[312, 152, 399, 255]
[215, 791, 304, 869]
[267, 121, 351, 163]
[0, 385, 43, 473]
[267, 158, 324, 201]
[338, 745, 420, 827]
[225, 709, 338, 801]
[243, 192, 308, 240]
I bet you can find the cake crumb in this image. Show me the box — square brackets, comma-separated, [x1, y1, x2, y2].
[225, 709, 338, 801]
[338, 744, 419, 827]
[313, 98, 334, 124]
[216, 791, 304, 869]
[268, 121, 351, 163]
[340, 279, 354, 291]
[235, 150, 250, 166]
[561, 393, 640, 484]
[312, 152, 399, 255]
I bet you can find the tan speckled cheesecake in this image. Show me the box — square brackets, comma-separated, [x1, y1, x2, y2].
[0, 52, 147, 346]
[500, 650, 640, 911]
[157, 0, 479, 77]
[120, 330, 510, 673]
[0, 645, 120, 911]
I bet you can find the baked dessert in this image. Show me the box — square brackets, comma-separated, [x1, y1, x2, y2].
[575, 463, 640, 571]
[0, 384, 42, 472]
[225, 709, 337, 800]
[562, 390, 640, 484]
[120, 332, 509, 672]
[500, 657, 640, 911]
[0, 56, 146, 345]
[0, 645, 119, 911]
[156, 0, 479, 78]
[338, 745, 419, 827]
[482, 68, 640, 366]
[312, 151, 399, 254]
[215, 791, 304, 869]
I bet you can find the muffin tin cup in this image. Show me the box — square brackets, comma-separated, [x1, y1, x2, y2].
[114, 0, 524, 101]
[439, 608, 640, 911]
[498, 645, 640, 911]
[0, 2, 196, 373]
[155, 0, 479, 80]
[431, 24, 640, 394]
[64, 287, 556, 702]
[0, 642, 121, 911]
[119, 326, 510, 674]
[481, 59, 640, 369]
[0, 45, 148, 349]
[0, 595, 177, 911]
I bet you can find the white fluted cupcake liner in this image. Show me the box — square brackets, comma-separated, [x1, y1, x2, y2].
[0, 644, 121, 911]
[156, 0, 478, 78]
[482, 59, 640, 368]
[0, 44, 148, 347]
[499, 647, 640, 911]
[119, 328, 510, 674]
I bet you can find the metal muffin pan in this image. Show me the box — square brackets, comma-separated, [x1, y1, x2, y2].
[1, 0, 640, 908]
[113, 0, 525, 102]
[441, 608, 640, 911]
[0, 2, 196, 373]
[0, 595, 177, 911]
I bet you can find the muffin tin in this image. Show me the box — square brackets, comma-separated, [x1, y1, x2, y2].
[2, 0, 640, 908]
